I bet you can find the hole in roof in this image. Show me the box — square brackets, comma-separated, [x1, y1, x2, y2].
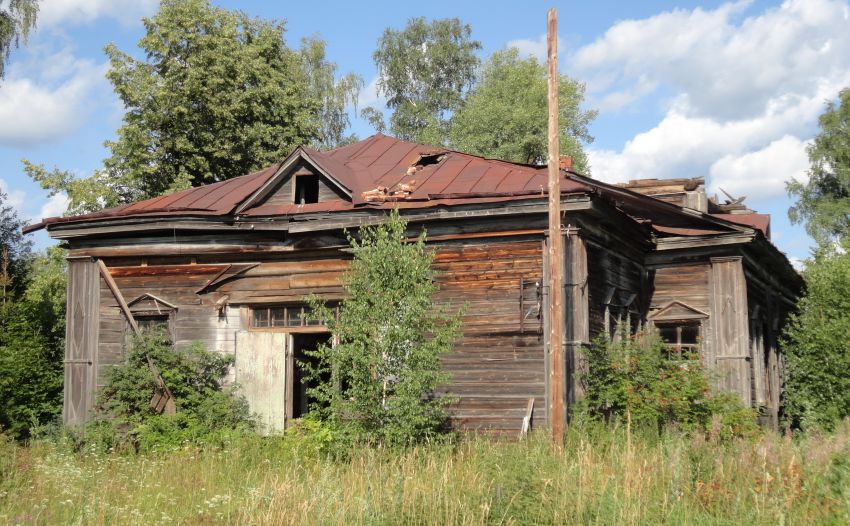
[413, 152, 445, 167]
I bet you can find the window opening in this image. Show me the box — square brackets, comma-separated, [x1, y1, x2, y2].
[251, 304, 331, 329]
[294, 175, 319, 204]
[657, 321, 701, 359]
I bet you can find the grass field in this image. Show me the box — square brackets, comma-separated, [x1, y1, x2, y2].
[2, 422, 850, 525]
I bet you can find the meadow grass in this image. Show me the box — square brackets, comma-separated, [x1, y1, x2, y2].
[2, 421, 850, 525]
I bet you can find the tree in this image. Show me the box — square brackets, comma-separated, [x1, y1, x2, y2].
[449, 48, 596, 172]
[782, 246, 850, 430]
[27, 0, 360, 214]
[299, 36, 363, 150]
[368, 17, 481, 146]
[0, 189, 31, 301]
[788, 88, 850, 246]
[305, 210, 462, 447]
[0, 191, 64, 440]
[0, 0, 38, 79]
[0, 247, 66, 440]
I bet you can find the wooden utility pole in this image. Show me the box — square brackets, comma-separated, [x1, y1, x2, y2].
[547, 8, 565, 444]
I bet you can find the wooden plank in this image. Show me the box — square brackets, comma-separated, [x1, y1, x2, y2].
[63, 258, 100, 426]
[235, 331, 288, 434]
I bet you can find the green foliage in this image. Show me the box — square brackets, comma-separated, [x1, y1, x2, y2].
[25, 0, 361, 214]
[369, 17, 481, 146]
[0, 0, 38, 79]
[0, 189, 31, 299]
[299, 36, 363, 150]
[88, 334, 255, 451]
[0, 195, 64, 441]
[305, 209, 463, 448]
[783, 247, 850, 430]
[449, 48, 596, 172]
[576, 330, 758, 440]
[788, 87, 850, 245]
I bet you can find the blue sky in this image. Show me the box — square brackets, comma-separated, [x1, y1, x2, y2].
[2, 0, 849, 265]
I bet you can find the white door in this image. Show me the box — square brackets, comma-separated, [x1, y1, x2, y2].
[235, 331, 288, 434]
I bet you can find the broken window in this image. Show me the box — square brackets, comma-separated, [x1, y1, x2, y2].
[129, 313, 173, 344]
[294, 175, 319, 204]
[251, 304, 330, 329]
[656, 321, 701, 359]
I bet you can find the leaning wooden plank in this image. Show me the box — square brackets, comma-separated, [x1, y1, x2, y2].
[96, 259, 176, 415]
[519, 397, 535, 440]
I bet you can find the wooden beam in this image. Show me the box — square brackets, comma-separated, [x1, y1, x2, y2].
[547, 7, 566, 445]
[97, 259, 139, 336]
[96, 259, 175, 415]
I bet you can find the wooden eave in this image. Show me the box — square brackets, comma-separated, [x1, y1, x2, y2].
[47, 194, 595, 241]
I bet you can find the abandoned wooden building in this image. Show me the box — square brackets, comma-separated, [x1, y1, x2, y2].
[26, 133, 802, 434]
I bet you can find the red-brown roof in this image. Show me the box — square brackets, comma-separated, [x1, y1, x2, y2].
[26, 134, 592, 232]
[710, 213, 771, 238]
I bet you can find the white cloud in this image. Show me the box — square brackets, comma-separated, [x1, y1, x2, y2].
[357, 76, 384, 109]
[0, 49, 109, 146]
[0, 179, 26, 212]
[572, 0, 850, 118]
[38, 0, 157, 27]
[708, 135, 810, 200]
[39, 193, 69, 220]
[505, 33, 565, 63]
[575, 0, 850, 204]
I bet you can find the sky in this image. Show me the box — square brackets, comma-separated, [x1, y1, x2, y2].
[2, 0, 848, 266]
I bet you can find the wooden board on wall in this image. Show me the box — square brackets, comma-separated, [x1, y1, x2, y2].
[235, 331, 288, 434]
[710, 256, 752, 404]
[64, 258, 100, 425]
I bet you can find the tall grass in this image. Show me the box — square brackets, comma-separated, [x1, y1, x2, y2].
[2, 422, 850, 525]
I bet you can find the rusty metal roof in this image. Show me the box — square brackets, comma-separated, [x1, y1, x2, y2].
[23, 134, 775, 249]
[26, 134, 592, 232]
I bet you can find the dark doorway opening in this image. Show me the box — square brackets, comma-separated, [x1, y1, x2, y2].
[291, 333, 331, 419]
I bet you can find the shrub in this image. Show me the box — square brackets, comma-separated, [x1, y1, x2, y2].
[576, 329, 758, 440]
[304, 209, 463, 449]
[783, 247, 850, 430]
[86, 333, 255, 451]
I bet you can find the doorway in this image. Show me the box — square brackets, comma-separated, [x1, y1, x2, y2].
[289, 333, 331, 419]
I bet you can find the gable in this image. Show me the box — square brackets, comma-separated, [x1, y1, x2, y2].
[648, 300, 709, 321]
[126, 293, 178, 314]
[259, 161, 348, 207]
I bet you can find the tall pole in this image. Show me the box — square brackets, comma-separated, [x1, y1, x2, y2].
[547, 8, 565, 444]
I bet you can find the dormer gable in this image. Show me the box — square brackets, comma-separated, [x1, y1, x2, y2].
[236, 147, 352, 213]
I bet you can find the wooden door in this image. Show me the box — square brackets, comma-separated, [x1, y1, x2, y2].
[235, 331, 288, 433]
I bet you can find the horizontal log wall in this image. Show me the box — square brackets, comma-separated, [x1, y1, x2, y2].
[88, 236, 546, 435]
[432, 238, 546, 436]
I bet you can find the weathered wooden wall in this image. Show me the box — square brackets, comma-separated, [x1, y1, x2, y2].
[709, 256, 752, 403]
[73, 233, 547, 436]
[432, 237, 546, 436]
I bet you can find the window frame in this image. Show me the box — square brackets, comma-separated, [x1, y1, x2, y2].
[249, 303, 335, 332]
[654, 319, 702, 360]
